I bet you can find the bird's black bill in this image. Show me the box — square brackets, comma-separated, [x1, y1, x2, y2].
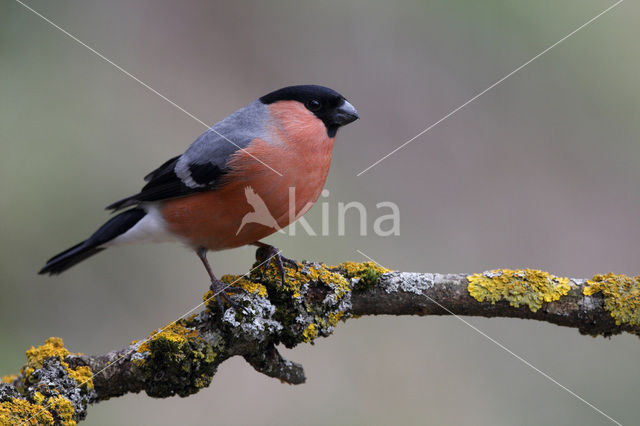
[333, 100, 359, 126]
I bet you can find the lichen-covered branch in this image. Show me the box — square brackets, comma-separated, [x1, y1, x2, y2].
[2, 261, 639, 425]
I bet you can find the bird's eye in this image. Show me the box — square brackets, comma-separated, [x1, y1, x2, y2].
[306, 99, 322, 112]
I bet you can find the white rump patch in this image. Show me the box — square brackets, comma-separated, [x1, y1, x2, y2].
[106, 204, 183, 246]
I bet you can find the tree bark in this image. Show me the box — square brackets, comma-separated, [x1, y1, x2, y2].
[1, 261, 638, 425]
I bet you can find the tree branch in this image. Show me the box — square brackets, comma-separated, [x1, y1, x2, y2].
[2, 261, 638, 424]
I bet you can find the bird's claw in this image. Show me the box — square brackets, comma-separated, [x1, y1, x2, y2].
[255, 244, 298, 285]
[209, 279, 247, 314]
[280, 254, 299, 272]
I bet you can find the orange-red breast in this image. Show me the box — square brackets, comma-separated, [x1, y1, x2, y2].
[39, 85, 359, 310]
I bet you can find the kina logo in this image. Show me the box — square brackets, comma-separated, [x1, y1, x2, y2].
[236, 186, 281, 235]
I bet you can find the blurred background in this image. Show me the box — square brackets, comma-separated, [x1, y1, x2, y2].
[1, 0, 639, 424]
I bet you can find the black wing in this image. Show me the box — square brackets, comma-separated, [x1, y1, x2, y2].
[106, 103, 259, 211]
[106, 157, 227, 211]
[143, 155, 180, 182]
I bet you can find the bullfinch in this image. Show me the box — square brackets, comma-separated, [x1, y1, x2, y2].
[39, 85, 359, 310]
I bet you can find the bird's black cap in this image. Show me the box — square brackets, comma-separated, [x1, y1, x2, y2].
[260, 85, 358, 137]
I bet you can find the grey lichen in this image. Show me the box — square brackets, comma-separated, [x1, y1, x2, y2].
[382, 272, 436, 295]
[0, 337, 97, 425]
[221, 291, 282, 343]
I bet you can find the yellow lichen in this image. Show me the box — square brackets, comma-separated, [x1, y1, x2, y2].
[337, 261, 390, 291]
[0, 338, 91, 426]
[304, 311, 345, 342]
[47, 396, 75, 426]
[223, 276, 268, 298]
[468, 269, 571, 312]
[202, 276, 268, 310]
[32, 392, 45, 405]
[21, 337, 94, 391]
[136, 322, 200, 354]
[327, 311, 345, 327]
[257, 261, 352, 301]
[295, 264, 350, 299]
[584, 273, 640, 326]
[25, 337, 70, 365]
[339, 261, 390, 278]
[67, 366, 93, 390]
[302, 323, 318, 342]
[0, 398, 54, 425]
[1, 375, 16, 384]
[130, 320, 218, 397]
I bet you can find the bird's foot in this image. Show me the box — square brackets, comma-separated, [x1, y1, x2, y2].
[254, 243, 299, 285]
[209, 278, 246, 313]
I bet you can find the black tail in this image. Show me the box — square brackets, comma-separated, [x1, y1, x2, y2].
[39, 208, 146, 275]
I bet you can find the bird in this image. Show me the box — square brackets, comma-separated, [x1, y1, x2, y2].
[235, 186, 281, 236]
[39, 85, 359, 311]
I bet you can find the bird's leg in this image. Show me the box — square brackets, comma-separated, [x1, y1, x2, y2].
[252, 242, 298, 284]
[196, 247, 243, 313]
